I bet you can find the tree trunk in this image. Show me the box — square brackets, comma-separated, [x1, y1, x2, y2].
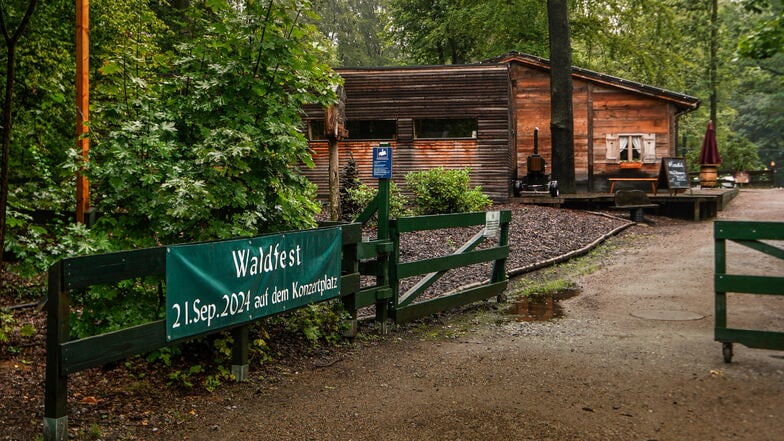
[547, 0, 576, 194]
[0, 43, 14, 266]
[709, 0, 718, 129]
[0, 0, 39, 269]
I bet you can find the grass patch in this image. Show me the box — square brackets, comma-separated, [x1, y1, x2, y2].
[507, 235, 627, 301]
[509, 278, 574, 300]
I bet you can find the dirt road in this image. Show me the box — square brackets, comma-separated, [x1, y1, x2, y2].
[172, 189, 784, 441]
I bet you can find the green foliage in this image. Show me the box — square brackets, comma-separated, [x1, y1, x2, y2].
[145, 346, 180, 367]
[510, 278, 573, 301]
[8, 221, 113, 276]
[345, 181, 411, 221]
[737, 1, 784, 59]
[389, 0, 477, 64]
[88, 1, 339, 246]
[405, 168, 491, 215]
[389, 0, 547, 65]
[281, 301, 349, 345]
[311, 0, 400, 66]
[69, 277, 164, 339]
[167, 364, 205, 389]
[0, 310, 14, 344]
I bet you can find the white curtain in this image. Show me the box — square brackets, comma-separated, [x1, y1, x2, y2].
[631, 136, 642, 160]
[619, 136, 629, 160]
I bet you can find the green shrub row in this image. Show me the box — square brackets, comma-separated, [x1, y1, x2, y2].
[343, 167, 492, 219]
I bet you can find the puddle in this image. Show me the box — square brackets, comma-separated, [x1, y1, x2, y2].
[507, 288, 581, 321]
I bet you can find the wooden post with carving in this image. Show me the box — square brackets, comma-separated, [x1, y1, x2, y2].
[326, 85, 347, 221]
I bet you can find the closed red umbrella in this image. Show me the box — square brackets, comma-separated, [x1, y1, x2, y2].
[698, 121, 721, 188]
[699, 120, 721, 165]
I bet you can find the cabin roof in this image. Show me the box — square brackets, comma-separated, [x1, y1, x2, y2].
[488, 51, 700, 112]
[335, 63, 509, 76]
[333, 52, 700, 114]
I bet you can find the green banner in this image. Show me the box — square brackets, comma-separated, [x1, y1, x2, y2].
[166, 227, 342, 341]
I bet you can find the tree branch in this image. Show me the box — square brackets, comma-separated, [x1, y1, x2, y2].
[252, 0, 275, 78]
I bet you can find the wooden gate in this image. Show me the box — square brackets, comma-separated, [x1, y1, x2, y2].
[714, 220, 784, 362]
[353, 180, 510, 324]
[390, 211, 510, 323]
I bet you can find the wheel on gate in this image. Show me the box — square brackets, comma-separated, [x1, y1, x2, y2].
[722, 342, 733, 363]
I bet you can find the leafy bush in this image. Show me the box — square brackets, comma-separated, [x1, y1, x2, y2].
[345, 181, 412, 221]
[0, 310, 13, 344]
[405, 168, 492, 215]
[69, 277, 164, 339]
[281, 301, 350, 345]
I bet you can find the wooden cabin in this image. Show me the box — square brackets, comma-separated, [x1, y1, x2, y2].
[302, 64, 513, 201]
[301, 52, 700, 201]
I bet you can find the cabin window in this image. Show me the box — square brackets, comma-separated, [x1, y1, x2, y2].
[414, 118, 477, 139]
[345, 120, 397, 140]
[605, 133, 656, 163]
[307, 119, 326, 140]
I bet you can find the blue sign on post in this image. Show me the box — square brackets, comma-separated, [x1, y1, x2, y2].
[372, 143, 392, 179]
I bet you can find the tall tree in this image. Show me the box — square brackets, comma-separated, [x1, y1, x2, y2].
[547, 0, 575, 193]
[709, 0, 718, 127]
[738, 0, 784, 60]
[0, 0, 37, 266]
[390, 0, 476, 64]
[313, 0, 398, 66]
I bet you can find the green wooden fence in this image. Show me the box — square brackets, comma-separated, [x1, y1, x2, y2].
[43, 224, 362, 441]
[43, 180, 511, 439]
[714, 220, 784, 362]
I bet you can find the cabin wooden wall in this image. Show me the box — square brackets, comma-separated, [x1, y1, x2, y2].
[302, 65, 513, 201]
[303, 60, 692, 200]
[509, 63, 678, 192]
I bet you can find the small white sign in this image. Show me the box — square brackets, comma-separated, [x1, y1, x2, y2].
[484, 211, 500, 238]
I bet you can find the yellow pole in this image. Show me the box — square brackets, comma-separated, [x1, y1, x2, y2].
[75, 0, 90, 224]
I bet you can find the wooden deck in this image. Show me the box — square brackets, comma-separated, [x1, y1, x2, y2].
[511, 187, 739, 221]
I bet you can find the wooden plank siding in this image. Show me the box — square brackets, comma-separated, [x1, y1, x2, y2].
[504, 53, 699, 192]
[301, 53, 699, 200]
[302, 64, 514, 201]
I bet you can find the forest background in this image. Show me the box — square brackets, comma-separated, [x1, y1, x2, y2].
[0, 0, 782, 285]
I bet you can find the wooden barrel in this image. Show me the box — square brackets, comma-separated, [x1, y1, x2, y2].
[699, 165, 718, 188]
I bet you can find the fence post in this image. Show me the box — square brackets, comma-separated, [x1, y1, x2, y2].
[340, 223, 361, 338]
[375, 178, 392, 334]
[389, 218, 400, 320]
[493, 218, 510, 303]
[231, 325, 249, 381]
[43, 261, 69, 441]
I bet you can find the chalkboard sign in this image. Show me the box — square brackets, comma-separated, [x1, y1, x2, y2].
[658, 157, 689, 193]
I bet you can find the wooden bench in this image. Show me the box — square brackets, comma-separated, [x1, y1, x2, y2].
[608, 177, 658, 194]
[610, 190, 658, 222]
